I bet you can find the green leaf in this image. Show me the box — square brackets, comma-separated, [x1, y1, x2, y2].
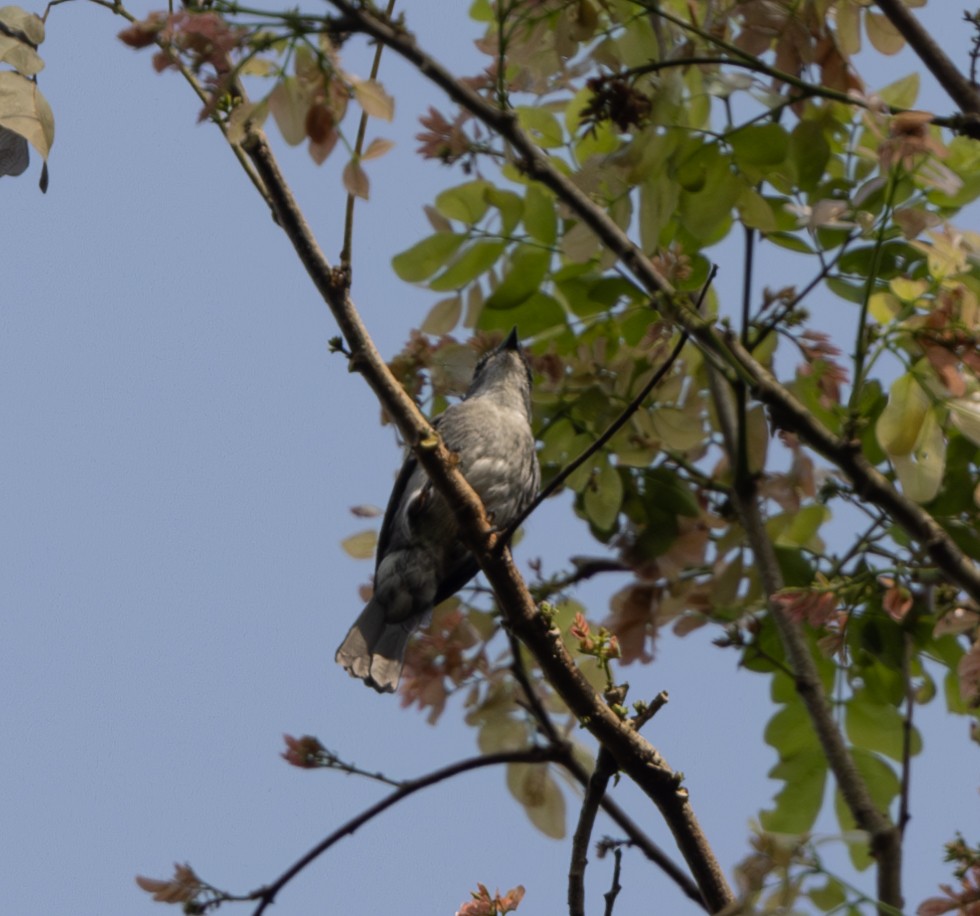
[435, 180, 492, 224]
[640, 171, 681, 252]
[876, 372, 929, 456]
[507, 763, 566, 839]
[420, 296, 462, 335]
[583, 460, 623, 531]
[392, 233, 467, 282]
[767, 232, 815, 254]
[790, 119, 830, 192]
[267, 77, 307, 146]
[892, 404, 945, 504]
[478, 290, 566, 336]
[484, 245, 551, 310]
[728, 123, 789, 168]
[760, 750, 827, 833]
[524, 183, 557, 245]
[845, 690, 922, 762]
[486, 187, 523, 235]
[428, 240, 506, 291]
[515, 105, 564, 148]
[834, 749, 900, 870]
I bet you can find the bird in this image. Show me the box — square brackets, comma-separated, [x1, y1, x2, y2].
[336, 327, 539, 693]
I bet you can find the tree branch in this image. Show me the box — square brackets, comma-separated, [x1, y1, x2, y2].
[249, 747, 564, 915]
[568, 748, 617, 916]
[705, 372, 903, 913]
[873, 0, 980, 115]
[241, 127, 731, 910]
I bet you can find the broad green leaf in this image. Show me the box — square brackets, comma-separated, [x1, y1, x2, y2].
[507, 763, 566, 839]
[876, 72, 919, 108]
[524, 183, 557, 245]
[845, 690, 922, 762]
[392, 233, 466, 282]
[892, 405, 945, 503]
[0, 70, 53, 159]
[583, 460, 623, 531]
[737, 187, 777, 232]
[640, 171, 680, 252]
[478, 290, 566, 336]
[428, 240, 506, 291]
[764, 702, 818, 759]
[435, 180, 492, 224]
[760, 751, 827, 833]
[876, 373, 929, 456]
[728, 123, 789, 168]
[649, 406, 704, 451]
[868, 291, 901, 323]
[515, 105, 564, 148]
[484, 245, 551, 309]
[790, 120, 830, 192]
[340, 529, 376, 560]
[486, 187, 523, 236]
[420, 296, 462, 335]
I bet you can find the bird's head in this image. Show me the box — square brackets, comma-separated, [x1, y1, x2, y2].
[466, 327, 533, 415]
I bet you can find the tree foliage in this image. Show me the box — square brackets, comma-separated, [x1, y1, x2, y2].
[9, 0, 980, 913]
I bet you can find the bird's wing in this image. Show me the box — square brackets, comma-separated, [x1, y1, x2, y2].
[375, 412, 446, 571]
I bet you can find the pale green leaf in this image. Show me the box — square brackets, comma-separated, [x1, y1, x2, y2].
[435, 180, 491, 224]
[515, 105, 564, 148]
[420, 296, 462, 335]
[391, 233, 467, 282]
[342, 158, 369, 200]
[0, 33, 43, 75]
[268, 77, 307, 146]
[351, 77, 394, 121]
[876, 372, 929, 456]
[506, 763, 566, 839]
[864, 9, 904, 55]
[0, 71, 52, 159]
[845, 690, 922, 762]
[949, 397, 980, 446]
[524, 183, 557, 245]
[428, 240, 506, 292]
[341, 529, 377, 560]
[583, 460, 622, 531]
[876, 72, 919, 109]
[892, 405, 945, 503]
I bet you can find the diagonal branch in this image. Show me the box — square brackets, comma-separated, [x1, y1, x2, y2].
[240, 128, 732, 910]
[568, 748, 617, 916]
[249, 747, 564, 915]
[706, 369, 903, 913]
[873, 0, 980, 115]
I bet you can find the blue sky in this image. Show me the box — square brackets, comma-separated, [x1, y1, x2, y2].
[1, 2, 976, 914]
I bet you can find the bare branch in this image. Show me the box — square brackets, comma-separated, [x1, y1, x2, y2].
[873, 0, 980, 114]
[568, 749, 617, 916]
[250, 747, 565, 915]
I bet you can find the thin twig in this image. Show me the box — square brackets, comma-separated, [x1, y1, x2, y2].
[603, 846, 623, 916]
[898, 634, 914, 839]
[250, 747, 564, 915]
[339, 0, 396, 268]
[568, 749, 617, 916]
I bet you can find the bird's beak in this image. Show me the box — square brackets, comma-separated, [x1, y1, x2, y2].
[502, 327, 520, 351]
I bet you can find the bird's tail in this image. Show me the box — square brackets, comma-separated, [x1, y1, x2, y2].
[335, 598, 414, 693]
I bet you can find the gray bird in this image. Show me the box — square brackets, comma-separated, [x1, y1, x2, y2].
[336, 328, 539, 693]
